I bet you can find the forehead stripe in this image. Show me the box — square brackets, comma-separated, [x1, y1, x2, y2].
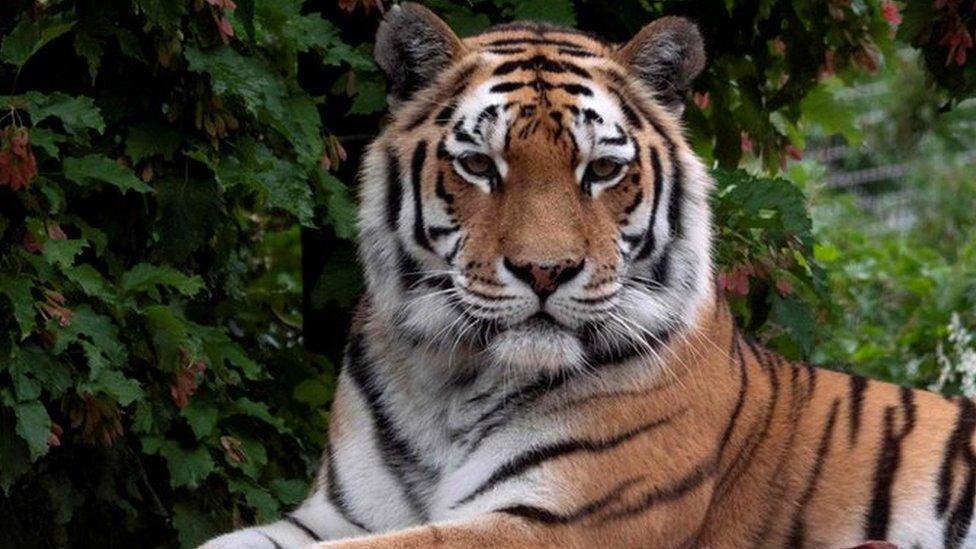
[491, 55, 591, 78]
[484, 37, 593, 49]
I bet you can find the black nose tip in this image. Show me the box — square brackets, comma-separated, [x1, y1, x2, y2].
[503, 257, 585, 300]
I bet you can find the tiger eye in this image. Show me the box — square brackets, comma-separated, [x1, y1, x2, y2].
[460, 153, 493, 176]
[590, 158, 620, 179]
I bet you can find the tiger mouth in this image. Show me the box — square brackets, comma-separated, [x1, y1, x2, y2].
[521, 311, 566, 331]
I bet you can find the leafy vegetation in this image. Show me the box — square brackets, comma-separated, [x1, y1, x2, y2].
[0, 0, 973, 547]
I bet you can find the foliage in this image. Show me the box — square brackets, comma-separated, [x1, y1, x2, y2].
[0, 0, 971, 547]
[899, 0, 976, 103]
[0, 0, 361, 546]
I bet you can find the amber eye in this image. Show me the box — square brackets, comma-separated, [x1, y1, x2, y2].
[459, 153, 494, 177]
[587, 158, 623, 181]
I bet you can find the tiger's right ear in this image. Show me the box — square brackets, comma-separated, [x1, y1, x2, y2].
[374, 2, 464, 109]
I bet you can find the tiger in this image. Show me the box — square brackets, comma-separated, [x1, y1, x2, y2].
[202, 4, 976, 548]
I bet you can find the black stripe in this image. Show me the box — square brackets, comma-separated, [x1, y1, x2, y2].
[434, 171, 455, 206]
[558, 83, 592, 96]
[487, 47, 527, 55]
[385, 149, 402, 232]
[716, 340, 781, 496]
[454, 370, 574, 452]
[427, 225, 458, 240]
[864, 386, 917, 540]
[490, 82, 525, 93]
[346, 336, 437, 520]
[497, 477, 641, 524]
[622, 188, 643, 217]
[558, 47, 596, 57]
[261, 533, 284, 549]
[938, 398, 976, 548]
[716, 332, 749, 460]
[665, 140, 684, 239]
[789, 398, 841, 547]
[939, 398, 976, 514]
[946, 463, 976, 549]
[397, 243, 422, 290]
[491, 55, 591, 78]
[581, 108, 603, 124]
[434, 103, 456, 126]
[608, 87, 643, 129]
[285, 515, 322, 541]
[580, 325, 673, 365]
[410, 141, 434, 254]
[848, 375, 869, 446]
[634, 146, 664, 261]
[485, 37, 592, 49]
[596, 459, 715, 523]
[454, 411, 681, 507]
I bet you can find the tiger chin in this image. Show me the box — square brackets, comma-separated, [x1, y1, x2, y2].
[202, 4, 976, 549]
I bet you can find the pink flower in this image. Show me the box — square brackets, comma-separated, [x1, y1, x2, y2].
[882, 1, 902, 25]
[740, 131, 754, 154]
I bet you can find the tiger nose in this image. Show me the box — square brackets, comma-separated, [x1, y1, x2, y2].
[503, 257, 585, 301]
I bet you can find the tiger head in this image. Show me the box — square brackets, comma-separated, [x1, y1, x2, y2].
[359, 3, 713, 376]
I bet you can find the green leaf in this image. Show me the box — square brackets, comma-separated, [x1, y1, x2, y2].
[153, 178, 224, 263]
[1, 16, 75, 68]
[0, 92, 105, 134]
[54, 305, 127, 364]
[0, 274, 36, 339]
[172, 501, 217, 549]
[230, 398, 289, 433]
[181, 398, 219, 439]
[0, 410, 32, 494]
[126, 122, 182, 164]
[28, 127, 64, 158]
[321, 172, 357, 239]
[216, 147, 314, 226]
[270, 479, 307, 506]
[510, 0, 577, 26]
[42, 239, 88, 269]
[348, 77, 386, 115]
[159, 442, 214, 488]
[63, 154, 153, 194]
[83, 368, 144, 406]
[228, 479, 279, 521]
[13, 401, 52, 461]
[9, 346, 71, 400]
[293, 374, 334, 408]
[771, 294, 816, 355]
[74, 28, 103, 83]
[268, 93, 323, 169]
[122, 263, 204, 299]
[184, 46, 288, 118]
[132, 0, 187, 31]
[63, 264, 117, 304]
[142, 305, 188, 371]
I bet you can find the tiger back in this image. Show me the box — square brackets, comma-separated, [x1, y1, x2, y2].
[201, 4, 976, 548]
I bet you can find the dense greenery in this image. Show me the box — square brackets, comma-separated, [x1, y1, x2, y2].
[0, 0, 973, 547]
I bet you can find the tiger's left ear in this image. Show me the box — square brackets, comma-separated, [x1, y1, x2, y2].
[616, 17, 705, 113]
[374, 2, 464, 109]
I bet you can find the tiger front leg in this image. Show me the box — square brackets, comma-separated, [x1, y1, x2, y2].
[304, 513, 581, 549]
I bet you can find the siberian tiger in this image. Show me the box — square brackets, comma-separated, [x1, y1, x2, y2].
[203, 4, 976, 548]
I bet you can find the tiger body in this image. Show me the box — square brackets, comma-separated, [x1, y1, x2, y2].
[203, 5, 976, 548]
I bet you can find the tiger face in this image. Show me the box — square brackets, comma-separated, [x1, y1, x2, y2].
[359, 4, 714, 376]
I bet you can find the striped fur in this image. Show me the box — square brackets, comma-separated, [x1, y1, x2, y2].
[202, 6, 976, 549]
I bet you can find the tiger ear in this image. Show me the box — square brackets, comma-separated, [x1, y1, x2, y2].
[374, 2, 464, 108]
[616, 17, 705, 113]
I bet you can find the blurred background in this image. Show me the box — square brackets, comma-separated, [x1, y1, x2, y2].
[0, 0, 974, 546]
